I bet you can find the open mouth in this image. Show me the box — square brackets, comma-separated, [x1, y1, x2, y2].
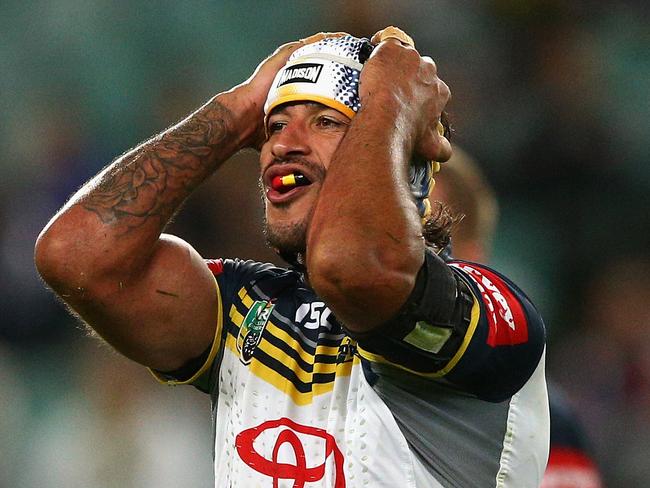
[264, 163, 314, 204]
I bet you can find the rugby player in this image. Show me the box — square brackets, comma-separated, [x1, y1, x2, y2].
[35, 28, 549, 487]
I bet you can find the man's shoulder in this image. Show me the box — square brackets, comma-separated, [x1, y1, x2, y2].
[206, 257, 292, 278]
[205, 257, 309, 303]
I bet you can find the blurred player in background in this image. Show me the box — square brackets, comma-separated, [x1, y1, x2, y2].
[35, 28, 549, 486]
[434, 145, 604, 488]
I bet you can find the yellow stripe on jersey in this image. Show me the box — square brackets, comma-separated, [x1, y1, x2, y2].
[238, 286, 254, 309]
[229, 303, 245, 327]
[314, 355, 357, 396]
[258, 336, 338, 383]
[149, 271, 225, 386]
[357, 290, 481, 378]
[266, 321, 339, 365]
[265, 321, 313, 364]
[223, 326, 355, 406]
[314, 347, 356, 382]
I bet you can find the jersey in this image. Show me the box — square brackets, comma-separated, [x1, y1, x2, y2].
[152, 255, 549, 487]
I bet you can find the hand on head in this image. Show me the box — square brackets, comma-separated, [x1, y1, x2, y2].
[236, 32, 350, 149]
[362, 26, 452, 164]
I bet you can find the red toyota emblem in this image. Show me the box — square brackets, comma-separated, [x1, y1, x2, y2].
[236, 417, 346, 487]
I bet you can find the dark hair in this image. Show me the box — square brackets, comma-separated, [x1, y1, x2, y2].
[421, 109, 457, 252]
[422, 200, 464, 252]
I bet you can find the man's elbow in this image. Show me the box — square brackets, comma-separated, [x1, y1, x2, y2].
[307, 246, 420, 333]
[34, 221, 101, 300]
[35, 224, 68, 287]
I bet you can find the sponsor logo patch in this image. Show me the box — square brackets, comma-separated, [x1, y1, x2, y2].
[277, 62, 324, 86]
[294, 301, 333, 330]
[450, 263, 529, 346]
[236, 417, 345, 487]
[237, 300, 275, 364]
[336, 336, 356, 364]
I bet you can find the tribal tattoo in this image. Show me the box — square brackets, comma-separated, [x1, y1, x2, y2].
[82, 99, 232, 230]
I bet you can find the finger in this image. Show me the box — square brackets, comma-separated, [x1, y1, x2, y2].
[272, 40, 303, 58]
[432, 113, 453, 162]
[261, 39, 305, 72]
[420, 55, 438, 73]
[371, 26, 415, 47]
[436, 135, 453, 163]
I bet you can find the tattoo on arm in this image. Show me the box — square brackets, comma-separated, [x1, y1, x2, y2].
[82, 100, 232, 230]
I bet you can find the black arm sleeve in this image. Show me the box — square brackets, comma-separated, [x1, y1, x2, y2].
[347, 248, 546, 402]
[344, 248, 474, 371]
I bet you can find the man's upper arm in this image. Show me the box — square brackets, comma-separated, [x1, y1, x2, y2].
[441, 260, 546, 400]
[149, 257, 282, 390]
[69, 233, 220, 372]
[352, 250, 546, 402]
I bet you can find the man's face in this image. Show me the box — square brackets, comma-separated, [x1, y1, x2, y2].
[259, 102, 351, 255]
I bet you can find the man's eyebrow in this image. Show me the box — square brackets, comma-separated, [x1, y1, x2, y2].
[269, 101, 323, 117]
[269, 105, 289, 117]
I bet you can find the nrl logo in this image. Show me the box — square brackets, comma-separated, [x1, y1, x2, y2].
[277, 62, 324, 87]
[237, 300, 275, 365]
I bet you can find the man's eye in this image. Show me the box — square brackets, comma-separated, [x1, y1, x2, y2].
[317, 116, 341, 128]
[268, 121, 286, 133]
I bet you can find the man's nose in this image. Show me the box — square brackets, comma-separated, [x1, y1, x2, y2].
[271, 122, 311, 159]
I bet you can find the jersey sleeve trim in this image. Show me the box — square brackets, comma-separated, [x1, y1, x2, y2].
[356, 291, 480, 378]
[148, 271, 224, 386]
[433, 291, 480, 376]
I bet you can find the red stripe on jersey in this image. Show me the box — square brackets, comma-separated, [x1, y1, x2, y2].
[450, 262, 529, 347]
[206, 259, 224, 276]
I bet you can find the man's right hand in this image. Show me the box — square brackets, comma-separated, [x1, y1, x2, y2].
[229, 32, 348, 150]
[360, 28, 452, 164]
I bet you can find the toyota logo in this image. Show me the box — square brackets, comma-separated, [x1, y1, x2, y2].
[236, 417, 345, 487]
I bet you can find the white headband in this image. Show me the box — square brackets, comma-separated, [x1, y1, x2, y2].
[264, 35, 372, 119]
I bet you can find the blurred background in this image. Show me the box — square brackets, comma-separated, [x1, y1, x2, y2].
[1, 0, 648, 486]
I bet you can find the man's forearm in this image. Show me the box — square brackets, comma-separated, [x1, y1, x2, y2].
[82, 94, 247, 233]
[306, 94, 424, 331]
[36, 92, 253, 287]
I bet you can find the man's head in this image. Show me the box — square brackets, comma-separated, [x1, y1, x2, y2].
[259, 33, 447, 260]
[259, 35, 367, 257]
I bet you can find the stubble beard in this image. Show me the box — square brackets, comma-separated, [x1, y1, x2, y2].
[259, 158, 324, 259]
[263, 218, 308, 256]
[260, 181, 311, 257]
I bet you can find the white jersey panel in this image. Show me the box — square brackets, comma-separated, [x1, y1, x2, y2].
[213, 347, 436, 488]
[496, 349, 550, 487]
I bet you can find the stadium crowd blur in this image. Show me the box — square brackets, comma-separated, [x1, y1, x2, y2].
[1, 1, 648, 486]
